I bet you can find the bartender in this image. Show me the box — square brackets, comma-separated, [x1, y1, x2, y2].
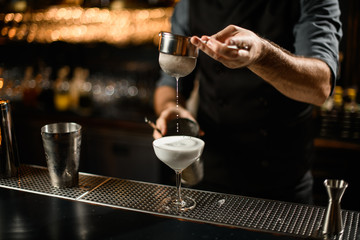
[153, 0, 342, 204]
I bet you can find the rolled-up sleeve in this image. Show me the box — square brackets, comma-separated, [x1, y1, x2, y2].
[294, 0, 342, 87]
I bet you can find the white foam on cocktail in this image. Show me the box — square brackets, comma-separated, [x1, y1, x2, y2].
[153, 135, 204, 171]
[159, 52, 197, 78]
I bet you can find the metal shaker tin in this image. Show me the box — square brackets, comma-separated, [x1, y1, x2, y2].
[158, 32, 198, 57]
[0, 100, 19, 178]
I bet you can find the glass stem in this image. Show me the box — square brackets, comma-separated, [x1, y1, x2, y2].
[175, 170, 182, 203]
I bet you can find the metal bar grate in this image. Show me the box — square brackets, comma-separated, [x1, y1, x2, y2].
[1, 165, 359, 239]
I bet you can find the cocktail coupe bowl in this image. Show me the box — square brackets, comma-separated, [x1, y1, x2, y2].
[153, 136, 204, 211]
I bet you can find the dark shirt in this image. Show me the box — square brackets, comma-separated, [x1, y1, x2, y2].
[156, 0, 342, 202]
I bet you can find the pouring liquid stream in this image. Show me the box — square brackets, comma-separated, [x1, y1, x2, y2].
[176, 77, 179, 133]
[158, 52, 197, 134]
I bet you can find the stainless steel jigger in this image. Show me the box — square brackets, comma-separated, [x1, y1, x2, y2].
[0, 100, 19, 178]
[323, 179, 348, 239]
[158, 31, 198, 57]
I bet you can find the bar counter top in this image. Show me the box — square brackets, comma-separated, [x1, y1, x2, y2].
[1, 165, 359, 240]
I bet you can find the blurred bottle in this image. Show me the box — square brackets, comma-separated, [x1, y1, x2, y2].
[0, 67, 4, 96]
[69, 67, 93, 115]
[37, 67, 54, 111]
[54, 66, 71, 112]
[78, 70, 93, 116]
[343, 88, 358, 113]
[331, 86, 344, 139]
[69, 67, 82, 111]
[344, 88, 360, 141]
[319, 86, 343, 139]
[341, 88, 356, 140]
[353, 109, 360, 141]
[22, 66, 41, 107]
[319, 96, 334, 138]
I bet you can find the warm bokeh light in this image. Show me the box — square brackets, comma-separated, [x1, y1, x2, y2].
[0, 6, 172, 46]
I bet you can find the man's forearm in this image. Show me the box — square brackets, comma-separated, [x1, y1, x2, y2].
[154, 86, 179, 115]
[248, 39, 332, 106]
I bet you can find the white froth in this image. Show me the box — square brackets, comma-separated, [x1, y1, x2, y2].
[168, 138, 197, 149]
[159, 53, 196, 78]
[154, 136, 202, 151]
[153, 135, 205, 171]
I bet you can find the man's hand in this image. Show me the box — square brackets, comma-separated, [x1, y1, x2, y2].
[190, 24, 332, 106]
[191, 25, 264, 69]
[153, 105, 199, 139]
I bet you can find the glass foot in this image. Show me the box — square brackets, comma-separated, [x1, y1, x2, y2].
[161, 195, 196, 211]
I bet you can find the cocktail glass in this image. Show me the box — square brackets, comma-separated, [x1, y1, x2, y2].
[153, 135, 204, 211]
